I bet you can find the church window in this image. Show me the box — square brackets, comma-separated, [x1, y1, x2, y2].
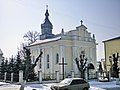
[47, 54, 50, 69]
[56, 53, 59, 64]
[39, 58, 42, 69]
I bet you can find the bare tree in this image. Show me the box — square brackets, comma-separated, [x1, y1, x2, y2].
[98, 62, 103, 75]
[23, 31, 39, 44]
[75, 51, 87, 79]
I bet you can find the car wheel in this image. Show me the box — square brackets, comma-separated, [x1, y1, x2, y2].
[64, 89, 68, 90]
[83, 87, 88, 90]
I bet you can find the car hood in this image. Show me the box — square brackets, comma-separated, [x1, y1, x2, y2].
[53, 83, 69, 87]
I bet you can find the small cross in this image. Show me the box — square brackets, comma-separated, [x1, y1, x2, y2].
[80, 20, 83, 25]
[46, 5, 48, 10]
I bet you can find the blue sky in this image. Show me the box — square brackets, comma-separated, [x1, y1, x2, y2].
[0, 0, 120, 60]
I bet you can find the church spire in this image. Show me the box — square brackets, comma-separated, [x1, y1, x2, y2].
[40, 5, 54, 40]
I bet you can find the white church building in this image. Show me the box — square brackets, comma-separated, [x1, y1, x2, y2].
[29, 7, 97, 79]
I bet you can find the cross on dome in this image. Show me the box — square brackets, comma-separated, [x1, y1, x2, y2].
[80, 20, 83, 25]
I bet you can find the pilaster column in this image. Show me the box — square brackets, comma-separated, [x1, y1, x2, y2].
[50, 47, 53, 79]
[72, 46, 78, 74]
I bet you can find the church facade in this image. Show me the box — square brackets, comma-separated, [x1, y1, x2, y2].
[29, 7, 97, 79]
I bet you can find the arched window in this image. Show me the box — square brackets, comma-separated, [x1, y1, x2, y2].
[47, 54, 49, 68]
[56, 53, 59, 64]
[39, 58, 42, 69]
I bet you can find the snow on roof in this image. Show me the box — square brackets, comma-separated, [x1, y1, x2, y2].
[103, 36, 120, 42]
[30, 36, 61, 46]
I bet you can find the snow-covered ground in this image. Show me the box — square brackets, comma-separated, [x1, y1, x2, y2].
[0, 80, 120, 90]
[0, 82, 21, 90]
[24, 84, 51, 90]
[0, 82, 9, 85]
[24, 83, 106, 90]
[89, 80, 120, 89]
[23, 80, 120, 90]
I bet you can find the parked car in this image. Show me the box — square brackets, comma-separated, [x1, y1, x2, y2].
[51, 78, 90, 90]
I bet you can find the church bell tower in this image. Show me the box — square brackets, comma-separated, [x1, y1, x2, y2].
[40, 5, 54, 40]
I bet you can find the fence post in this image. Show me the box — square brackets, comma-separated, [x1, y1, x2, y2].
[4, 72, 7, 81]
[11, 73, 13, 83]
[96, 71, 99, 81]
[71, 70, 74, 78]
[56, 71, 60, 82]
[19, 70, 23, 84]
[38, 70, 42, 83]
[85, 70, 88, 81]
[108, 71, 111, 82]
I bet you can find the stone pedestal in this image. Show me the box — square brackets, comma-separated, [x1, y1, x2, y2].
[56, 71, 60, 82]
[19, 70, 23, 84]
[38, 70, 42, 83]
[11, 73, 13, 82]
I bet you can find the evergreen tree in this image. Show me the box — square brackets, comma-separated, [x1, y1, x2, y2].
[23, 47, 36, 81]
[15, 52, 22, 72]
[4, 58, 8, 72]
[0, 58, 5, 79]
[9, 56, 14, 73]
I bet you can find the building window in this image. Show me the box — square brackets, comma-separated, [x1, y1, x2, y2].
[47, 54, 50, 69]
[56, 53, 59, 64]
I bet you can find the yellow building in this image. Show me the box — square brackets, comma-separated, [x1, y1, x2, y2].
[103, 36, 120, 71]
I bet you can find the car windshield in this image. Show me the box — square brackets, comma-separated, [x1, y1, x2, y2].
[60, 79, 72, 84]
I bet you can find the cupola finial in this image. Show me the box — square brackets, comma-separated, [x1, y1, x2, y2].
[80, 20, 83, 25]
[46, 5, 48, 10]
[45, 5, 49, 17]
